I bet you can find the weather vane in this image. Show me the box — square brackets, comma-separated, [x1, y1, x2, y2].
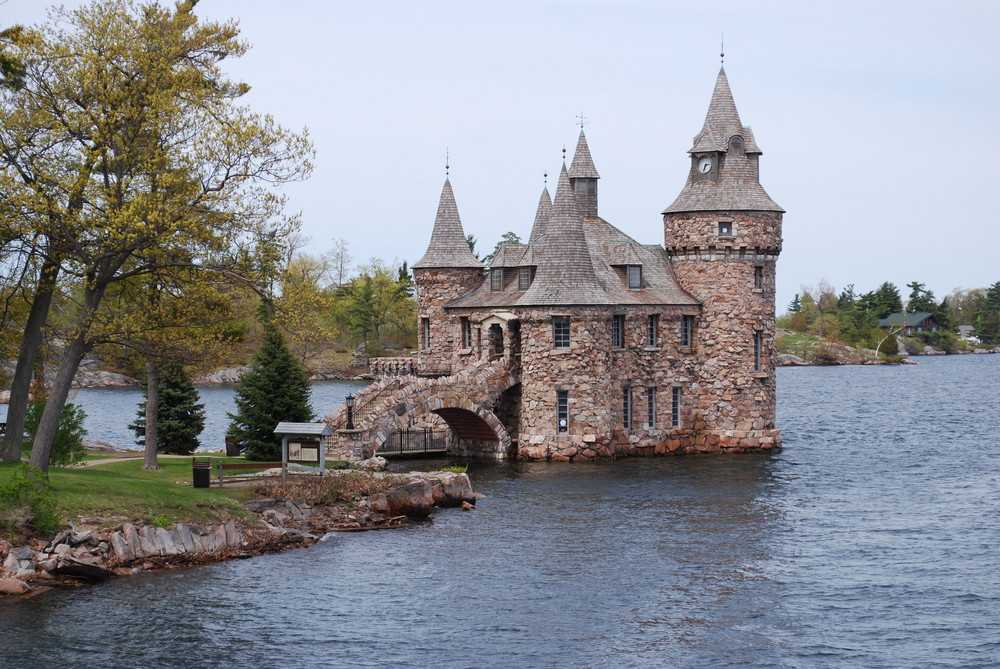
[445, 147, 449, 177]
[721, 34, 725, 64]
[562, 144, 567, 163]
[577, 112, 588, 130]
[543, 170, 548, 186]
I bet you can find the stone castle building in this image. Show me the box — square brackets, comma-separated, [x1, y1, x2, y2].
[328, 67, 783, 461]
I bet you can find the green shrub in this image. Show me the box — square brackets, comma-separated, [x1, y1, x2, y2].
[24, 399, 87, 466]
[0, 464, 62, 537]
[441, 465, 468, 473]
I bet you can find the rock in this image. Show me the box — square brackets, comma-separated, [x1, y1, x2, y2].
[357, 456, 388, 472]
[10, 546, 34, 560]
[53, 556, 113, 582]
[430, 473, 475, 508]
[194, 366, 250, 384]
[776, 353, 807, 366]
[0, 578, 31, 595]
[384, 479, 436, 518]
[82, 439, 122, 452]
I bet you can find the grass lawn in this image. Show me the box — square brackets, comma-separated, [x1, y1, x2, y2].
[1, 455, 265, 531]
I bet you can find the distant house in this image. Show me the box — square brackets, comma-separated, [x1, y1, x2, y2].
[958, 325, 980, 344]
[879, 312, 940, 335]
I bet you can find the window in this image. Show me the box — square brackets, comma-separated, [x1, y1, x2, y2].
[518, 266, 533, 290]
[611, 314, 625, 348]
[557, 390, 569, 433]
[680, 315, 694, 348]
[490, 268, 503, 292]
[623, 387, 632, 429]
[421, 318, 431, 350]
[754, 330, 762, 372]
[627, 265, 642, 289]
[718, 221, 733, 236]
[671, 387, 681, 428]
[552, 316, 570, 349]
[646, 314, 659, 347]
[754, 265, 763, 289]
[646, 387, 656, 429]
[461, 317, 472, 349]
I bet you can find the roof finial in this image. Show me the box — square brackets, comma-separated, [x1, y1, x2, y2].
[577, 112, 587, 131]
[445, 147, 450, 177]
[720, 34, 725, 65]
[562, 144, 566, 162]
[543, 170, 548, 186]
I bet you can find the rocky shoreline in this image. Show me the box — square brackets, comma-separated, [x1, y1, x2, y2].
[0, 468, 478, 598]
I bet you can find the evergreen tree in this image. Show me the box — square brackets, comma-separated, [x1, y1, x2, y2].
[972, 281, 1000, 344]
[130, 364, 205, 455]
[787, 294, 802, 313]
[906, 281, 936, 314]
[226, 325, 314, 460]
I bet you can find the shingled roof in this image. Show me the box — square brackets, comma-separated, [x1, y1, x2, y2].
[527, 185, 551, 243]
[568, 130, 600, 179]
[663, 67, 783, 214]
[413, 178, 484, 269]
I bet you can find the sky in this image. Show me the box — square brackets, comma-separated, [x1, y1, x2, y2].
[4, 0, 999, 313]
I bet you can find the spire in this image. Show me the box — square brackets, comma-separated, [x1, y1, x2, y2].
[568, 130, 600, 179]
[413, 178, 483, 269]
[528, 179, 552, 243]
[519, 163, 607, 304]
[689, 68, 758, 154]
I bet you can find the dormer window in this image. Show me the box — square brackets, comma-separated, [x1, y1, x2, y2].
[490, 268, 503, 292]
[627, 265, 642, 289]
[718, 221, 733, 237]
[518, 266, 533, 291]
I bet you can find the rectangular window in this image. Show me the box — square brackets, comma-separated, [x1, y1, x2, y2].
[552, 316, 570, 349]
[646, 314, 659, 347]
[671, 387, 681, 428]
[490, 268, 503, 292]
[754, 330, 762, 372]
[680, 315, 693, 348]
[623, 387, 632, 429]
[647, 387, 656, 429]
[557, 390, 569, 433]
[627, 265, 642, 289]
[754, 265, 763, 289]
[718, 221, 733, 236]
[461, 317, 471, 349]
[518, 266, 532, 290]
[611, 314, 625, 348]
[421, 317, 431, 350]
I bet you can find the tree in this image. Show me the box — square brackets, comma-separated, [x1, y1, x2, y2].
[787, 294, 802, 314]
[482, 231, 522, 264]
[0, 25, 27, 90]
[329, 237, 353, 287]
[861, 282, 903, 320]
[226, 324, 313, 460]
[130, 363, 205, 455]
[815, 279, 838, 339]
[972, 281, 1000, 344]
[23, 399, 87, 467]
[0, 0, 312, 471]
[465, 233, 479, 260]
[906, 281, 936, 314]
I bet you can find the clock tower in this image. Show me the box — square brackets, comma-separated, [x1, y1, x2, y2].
[662, 66, 784, 452]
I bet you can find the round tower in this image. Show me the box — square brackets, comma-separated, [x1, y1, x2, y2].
[662, 67, 784, 452]
[412, 177, 484, 376]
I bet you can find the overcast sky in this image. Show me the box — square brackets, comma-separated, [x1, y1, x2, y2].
[5, 0, 999, 312]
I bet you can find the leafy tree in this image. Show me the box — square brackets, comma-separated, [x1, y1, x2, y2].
[23, 400, 87, 467]
[130, 364, 205, 455]
[0, 0, 312, 471]
[0, 25, 27, 90]
[226, 325, 314, 460]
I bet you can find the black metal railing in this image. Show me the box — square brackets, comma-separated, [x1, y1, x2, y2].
[377, 428, 449, 456]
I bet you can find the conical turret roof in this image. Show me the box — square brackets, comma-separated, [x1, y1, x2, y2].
[413, 178, 484, 269]
[568, 130, 600, 179]
[663, 68, 782, 214]
[527, 185, 552, 243]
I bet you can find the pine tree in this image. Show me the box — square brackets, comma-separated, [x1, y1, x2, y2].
[226, 325, 314, 460]
[131, 364, 205, 455]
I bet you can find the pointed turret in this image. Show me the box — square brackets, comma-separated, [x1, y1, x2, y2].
[413, 178, 484, 269]
[663, 68, 781, 214]
[520, 163, 607, 305]
[527, 185, 552, 243]
[568, 130, 600, 217]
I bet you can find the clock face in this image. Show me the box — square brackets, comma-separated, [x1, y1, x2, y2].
[698, 156, 712, 173]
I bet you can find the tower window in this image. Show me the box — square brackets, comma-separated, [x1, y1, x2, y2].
[611, 314, 625, 348]
[421, 318, 431, 350]
[623, 387, 632, 429]
[646, 314, 659, 347]
[557, 390, 569, 433]
[490, 268, 503, 292]
[754, 265, 763, 289]
[754, 330, 763, 372]
[627, 265, 642, 289]
[680, 315, 694, 348]
[647, 387, 656, 429]
[552, 316, 570, 349]
[718, 222, 733, 236]
[671, 387, 681, 428]
[518, 266, 533, 290]
[461, 317, 472, 349]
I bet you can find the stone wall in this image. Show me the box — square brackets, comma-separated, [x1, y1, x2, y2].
[414, 267, 484, 376]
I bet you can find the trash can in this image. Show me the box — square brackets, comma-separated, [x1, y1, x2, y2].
[192, 458, 211, 488]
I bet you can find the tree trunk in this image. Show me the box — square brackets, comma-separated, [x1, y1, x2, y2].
[143, 359, 161, 471]
[2, 255, 60, 462]
[28, 281, 104, 473]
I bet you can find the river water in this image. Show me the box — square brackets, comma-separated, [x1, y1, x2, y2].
[1, 355, 998, 668]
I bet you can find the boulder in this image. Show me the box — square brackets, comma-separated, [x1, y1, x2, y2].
[430, 473, 475, 508]
[383, 479, 436, 517]
[0, 578, 31, 595]
[357, 456, 388, 472]
[53, 556, 113, 582]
